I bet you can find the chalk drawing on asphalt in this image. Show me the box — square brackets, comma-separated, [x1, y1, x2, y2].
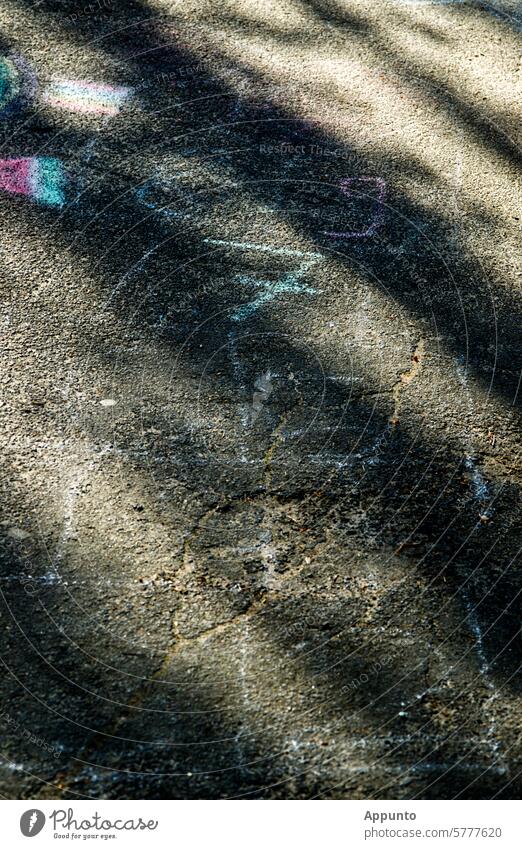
[204, 238, 323, 260]
[204, 238, 324, 320]
[231, 260, 319, 321]
[0, 157, 65, 206]
[0, 54, 131, 119]
[0, 54, 37, 116]
[42, 79, 131, 116]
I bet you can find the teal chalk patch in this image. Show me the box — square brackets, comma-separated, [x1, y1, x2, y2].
[0, 57, 19, 113]
[231, 262, 319, 321]
[31, 157, 65, 206]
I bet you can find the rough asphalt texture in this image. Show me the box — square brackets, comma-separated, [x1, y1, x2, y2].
[0, 0, 521, 799]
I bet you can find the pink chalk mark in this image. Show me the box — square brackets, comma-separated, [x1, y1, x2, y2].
[324, 176, 386, 238]
[0, 157, 31, 197]
[42, 80, 130, 116]
[55, 80, 128, 96]
[44, 93, 119, 116]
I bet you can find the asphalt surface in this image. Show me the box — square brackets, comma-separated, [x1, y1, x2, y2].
[0, 0, 521, 799]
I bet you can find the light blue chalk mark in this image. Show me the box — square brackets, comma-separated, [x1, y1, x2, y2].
[204, 237, 323, 260]
[31, 157, 65, 206]
[136, 181, 182, 218]
[231, 259, 319, 321]
[106, 241, 162, 308]
[481, 1, 522, 30]
[0, 58, 18, 113]
[48, 81, 130, 105]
